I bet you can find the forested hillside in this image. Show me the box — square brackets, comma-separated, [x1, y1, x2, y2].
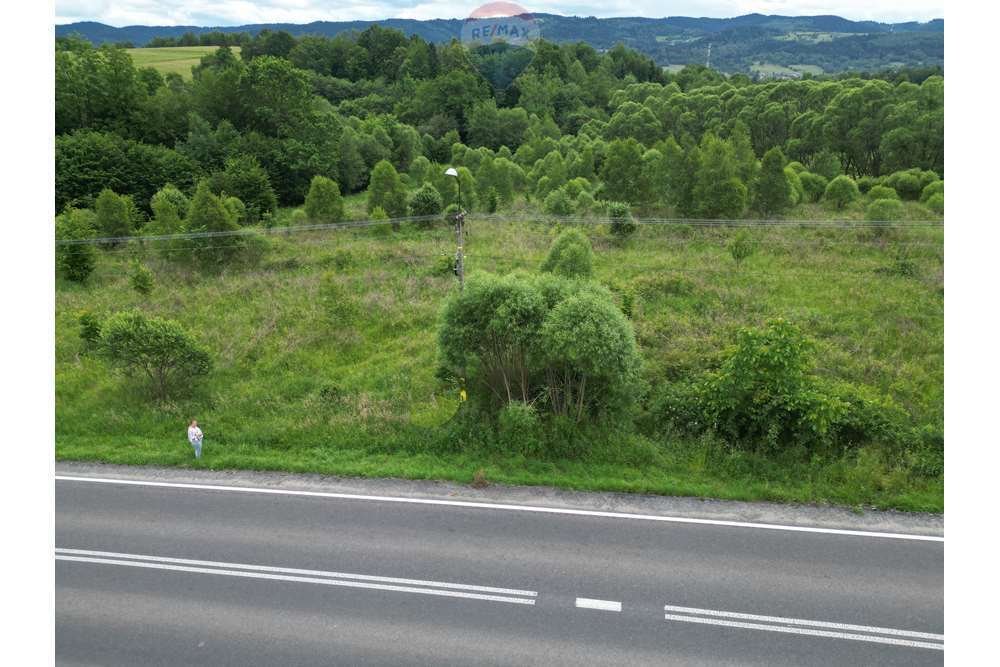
[54, 30, 944, 511]
[56, 13, 943, 75]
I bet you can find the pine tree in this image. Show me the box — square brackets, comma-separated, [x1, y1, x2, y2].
[304, 175, 345, 221]
[367, 160, 408, 218]
[754, 147, 791, 215]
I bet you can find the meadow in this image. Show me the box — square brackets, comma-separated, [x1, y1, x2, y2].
[55, 195, 944, 512]
[126, 46, 240, 78]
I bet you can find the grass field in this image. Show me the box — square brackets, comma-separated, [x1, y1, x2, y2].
[55, 195, 944, 512]
[126, 46, 240, 79]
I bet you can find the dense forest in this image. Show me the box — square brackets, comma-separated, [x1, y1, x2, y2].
[55, 27, 943, 227]
[56, 13, 943, 75]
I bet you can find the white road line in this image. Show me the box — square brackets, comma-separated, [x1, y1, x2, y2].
[662, 604, 943, 641]
[663, 614, 943, 651]
[55, 548, 537, 597]
[575, 598, 622, 612]
[54, 475, 944, 542]
[55, 555, 537, 605]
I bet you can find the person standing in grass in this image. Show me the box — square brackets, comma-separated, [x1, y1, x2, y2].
[187, 419, 204, 459]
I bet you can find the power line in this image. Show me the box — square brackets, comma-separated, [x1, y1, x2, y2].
[56, 212, 945, 246]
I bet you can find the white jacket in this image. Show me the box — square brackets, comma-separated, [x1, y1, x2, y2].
[188, 426, 203, 444]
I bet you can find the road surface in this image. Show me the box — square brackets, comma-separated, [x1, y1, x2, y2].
[55, 471, 943, 665]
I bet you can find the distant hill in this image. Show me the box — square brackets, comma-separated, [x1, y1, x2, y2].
[55, 13, 943, 75]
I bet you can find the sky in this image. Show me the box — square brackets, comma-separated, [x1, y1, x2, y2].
[54, 1, 944, 27]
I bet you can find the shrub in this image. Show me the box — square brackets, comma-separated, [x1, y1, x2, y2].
[925, 193, 944, 214]
[920, 180, 943, 203]
[184, 180, 245, 268]
[701, 319, 848, 451]
[543, 188, 574, 216]
[98, 309, 212, 400]
[866, 198, 905, 223]
[210, 155, 278, 223]
[130, 262, 154, 295]
[94, 188, 134, 242]
[575, 190, 595, 214]
[484, 187, 499, 213]
[539, 291, 641, 421]
[496, 401, 542, 456]
[367, 160, 408, 218]
[809, 150, 841, 180]
[885, 171, 923, 200]
[304, 175, 344, 222]
[753, 147, 791, 215]
[729, 229, 755, 267]
[408, 182, 444, 219]
[541, 228, 594, 279]
[222, 195, 247, 225]
[823, 175, 860, 209]
[798, 172, 828, 203]
[55, 208, 98, 283]
[856, 176, 878, 194]
[290, 208, 308, 226]
[78, 311, 102, 353]
[608, 201, 636, 238]
[785, 166, 804, 206]
[867, 185, 899, 201]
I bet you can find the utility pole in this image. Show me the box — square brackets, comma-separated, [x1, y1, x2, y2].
[445, 167, 465, 290]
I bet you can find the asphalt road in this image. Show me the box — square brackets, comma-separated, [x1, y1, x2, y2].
[55, 473, 943, 666]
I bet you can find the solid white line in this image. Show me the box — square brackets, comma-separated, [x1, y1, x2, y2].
[662, 604, 943, 640]
[575, 598, 622, 612]
[663, 614, 943, 651]
[55, 548, 536, 597]
[55, 555, 537, 605]
[54, 475, 944, 542]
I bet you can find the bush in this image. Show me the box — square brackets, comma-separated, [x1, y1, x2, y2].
[78, 311, 102, 353]
[541, 228, 594, 279]
[98, 309, 212, 400]
[867, 185, 899, 201]
[484, 187, 499, 213]
[729, 229, 755, 267]
[304, 175, 344, 222]
[809, 150, 841, 180]
[184, 180, 246, 268]
[920, 180, 943, 203]
[700, 319, 848, 451]
[408, 182, 444, 220]
[575, 190, 595, 214]
[222, 195, 246, 225]
[496, 401, 542, 456]
[866, 198, 905, 223]
[798, 172, 828, 203]
[539, 291, 641, 421]
[209, 155, 278, 223]
[130, 262, 154, 295]
[925, 193, 944, 214]
[55, 208, 98, 283]
[856, 176, 878, 194]
[608, 201, 636, 238]
[885, 171, 923, 200]
[367, 160, 408, 218]
[823, 175, 860, 209]
[543, 188, 574, 216]
[94, 188, 134, 242]
[290, 208, 309, 226]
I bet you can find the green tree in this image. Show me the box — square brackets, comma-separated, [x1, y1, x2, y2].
[600, 138, 646, 204]
[94, 188, 134, 241]
[729, 229, 755, 267]
[692, 133, 747, 219]
[754, 147, 791, 215]
[210, 155, 277, 223]
[798, 172, 828, 203]
[130, 262, 154, 295]
[185, 180, 243, 267]
[608, 201, 636, 238]
[99, 309, 212, 400]
[367, 160, 408, 218]
[55, 208, 98, 283]
[541, 228, 594, 279]
[823, 175, 860, 210]
[866, 198, 905, 222]
[304, 175, 345, 221]
[408, 183, 444, 217]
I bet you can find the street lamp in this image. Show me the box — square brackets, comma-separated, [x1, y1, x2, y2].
[445, 167, 464, 290]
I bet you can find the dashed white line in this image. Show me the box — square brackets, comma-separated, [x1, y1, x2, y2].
[54, 475, 944, 542]
[576, 597, 622, 612]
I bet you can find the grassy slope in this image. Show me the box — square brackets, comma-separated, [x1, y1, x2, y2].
[56, 196, 944, 511]
[126, 46, 240, 79]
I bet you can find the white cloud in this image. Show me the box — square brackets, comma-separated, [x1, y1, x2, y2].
[55, 0, 944, 27]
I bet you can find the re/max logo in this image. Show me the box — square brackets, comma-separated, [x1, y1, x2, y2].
[470, 23, 535, 40]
